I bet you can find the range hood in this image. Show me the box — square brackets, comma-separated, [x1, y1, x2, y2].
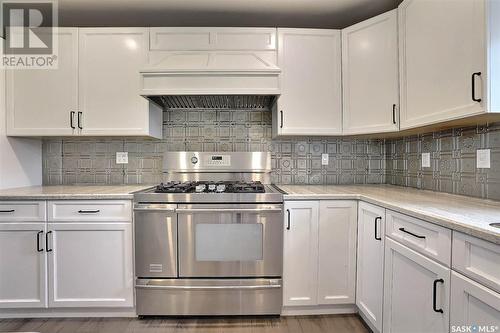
[140, 51, 281, 109]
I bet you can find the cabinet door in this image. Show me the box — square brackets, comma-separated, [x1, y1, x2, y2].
[6, 28, 78, 136]
[78, 28, 152, 136]
[276, 29, 342, 136]
[342, 10, 399, 135]
[48, 222, 133, 307]
[317, 200, 357, 305]
[384, 238, 450, 333]
[356, 202, 385, 332]
[0, 223, 47, 308]
[399, 0, 486, 129]
[283, 201, 319, 306]
[450, 271, 500, 329]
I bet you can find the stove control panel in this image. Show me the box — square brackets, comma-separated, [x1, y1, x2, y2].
[204, 154, 231, 167]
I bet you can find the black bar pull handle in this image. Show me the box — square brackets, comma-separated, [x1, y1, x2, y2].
[280, 110, 283, 129]
[70, 111, 75, 129]
[433, 278, 444, 313]
[46, 231, 53, 252]
[374, 217, 382, 241]
[0, 209, 15, 213]
[36, 230, 44, 252]
[472, 72, 482, 102]
[78, 209, 100, 214]
[399, 227, 426, 239]
[77, 111, 83, 129]
[286, 209, 291, 230]
[392, 104, 397, 124]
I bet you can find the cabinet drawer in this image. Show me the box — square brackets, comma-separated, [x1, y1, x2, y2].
[0, 201, 46, 222]
[452, 232, 500, 294]
[48, 201, 132, 222]
[386, 210, 451, 266]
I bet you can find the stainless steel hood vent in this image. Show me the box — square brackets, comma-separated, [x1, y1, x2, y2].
[150, 95, 276, 110]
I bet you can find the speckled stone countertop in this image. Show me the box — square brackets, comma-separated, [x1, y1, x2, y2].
[0, 185, 154, 200]
[276, 184, 500, 245]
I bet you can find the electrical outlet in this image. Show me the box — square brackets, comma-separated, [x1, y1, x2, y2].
[477, 149, 491, 168]
[116, 152, 128, 164]
[422, 153, 431, 168]
[321, 153, 329, 166]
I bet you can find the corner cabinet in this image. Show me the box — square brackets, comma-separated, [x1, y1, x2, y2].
[273, 29, 342, 137]
[6, 28, 162, 138]
[356, 202, 385, 332]
[342, 10, 399, 135]
[398, 0, 500, 130]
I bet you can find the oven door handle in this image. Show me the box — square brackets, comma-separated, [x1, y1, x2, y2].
[136, 284, 281, 290]
[134, 205, 176, 212]
[176, 208, 282, 213]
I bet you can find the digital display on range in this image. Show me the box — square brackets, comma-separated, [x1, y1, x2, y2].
[212, 156, 223, 160]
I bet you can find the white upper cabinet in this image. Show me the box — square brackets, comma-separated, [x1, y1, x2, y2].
[342, 10, 399, 135]
[78, 28, 161, 138]
[283, 201, 319, 307]
[356, 202, 385, 333]
[399, 0, 500, 130]
[317, 201, 357, 305]
[6, 28, 78, 136]
[274, 29, 342, 136]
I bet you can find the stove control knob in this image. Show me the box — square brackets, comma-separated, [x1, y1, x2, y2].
[195, 184, 206, 192]
[216, 184, 226, 193]
[191, 156, 198, 164]
[208, 184, 217, 191]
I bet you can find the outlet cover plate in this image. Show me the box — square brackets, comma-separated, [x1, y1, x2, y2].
[477, 149, 490, 168]
[321, 153, 329, 166]
[422, 153, 431, 168]
[116, 152, 128, 164]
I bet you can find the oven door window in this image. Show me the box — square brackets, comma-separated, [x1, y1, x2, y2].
[195, 223, 263, 261]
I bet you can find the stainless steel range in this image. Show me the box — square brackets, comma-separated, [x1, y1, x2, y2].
[134, 152, 284, 316]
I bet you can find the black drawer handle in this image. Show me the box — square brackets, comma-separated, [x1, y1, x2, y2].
[399, 227, 426, 239]
[46, 231, 53, 252]
[286, 209, 290, 230]
[280, 110, 283, 129]
[36, 230, 44, 252]
[472, 72, 482, 102]
[0, 209, 15, 213]
[433, 278, 444, 313]
[78, 209, 100, 214]
[374, 217, 382, 241]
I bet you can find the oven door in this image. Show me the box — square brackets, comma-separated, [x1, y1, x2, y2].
[177, 204, 283, 278]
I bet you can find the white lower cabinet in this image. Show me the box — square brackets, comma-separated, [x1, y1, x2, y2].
[317, 200, 357, 305]
[48, 222, 133, 308]
[283, 200, 357, 310]
[383, 238, 450, 333]
[0, 223, 47, 308]
[450, 271, 500, 330]
[356, 202, 385, 332]
[283, 201, 319, 306]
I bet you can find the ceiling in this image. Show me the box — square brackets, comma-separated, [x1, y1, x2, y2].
[58, 0, 402, 29]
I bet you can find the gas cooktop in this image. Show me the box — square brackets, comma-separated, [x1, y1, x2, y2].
[154, 181, 266, 194]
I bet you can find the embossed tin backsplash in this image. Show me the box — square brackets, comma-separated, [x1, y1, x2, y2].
[42, 109, 500, 200]
[42, 109, 385, 186]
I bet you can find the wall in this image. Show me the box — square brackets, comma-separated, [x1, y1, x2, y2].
[0, 66, 42, 189]
[385, 123, 500, 201]
[42, 109, 386, 186]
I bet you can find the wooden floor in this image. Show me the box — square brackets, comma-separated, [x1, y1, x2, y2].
[0, 315, 370, 333]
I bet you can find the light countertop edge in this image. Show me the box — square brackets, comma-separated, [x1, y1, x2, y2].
[277, 184, 500, 245]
